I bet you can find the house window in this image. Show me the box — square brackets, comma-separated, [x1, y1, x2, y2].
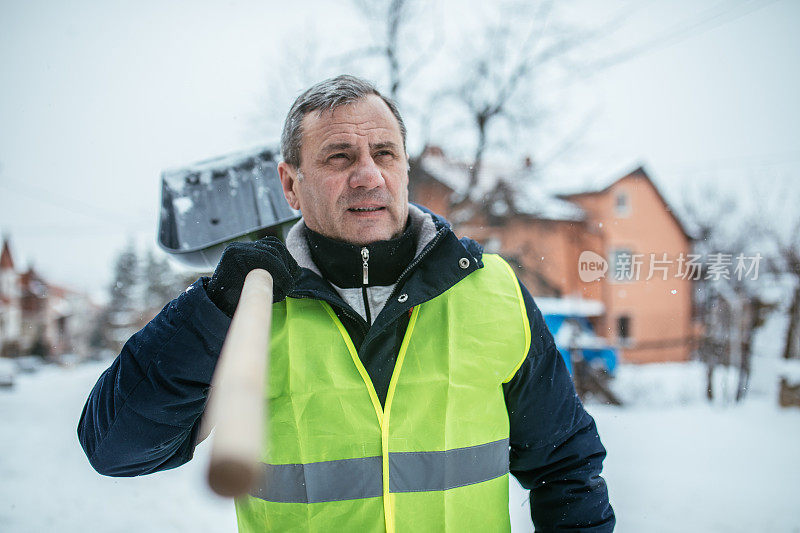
[617, 315, 631, 344]
[614, 191, 631, 217]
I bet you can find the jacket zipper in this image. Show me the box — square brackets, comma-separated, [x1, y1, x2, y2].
[361, 247, 371, 324]
[362, 228, 448, 350]
[293, 227, 450, 337]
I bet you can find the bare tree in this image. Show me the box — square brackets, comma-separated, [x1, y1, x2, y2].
[681, 181, 776, 403]
[450, 1, 541, 190]
[744, 178, 800, 406]
[435, 0, 604, 199]
[347, 0, 443, 103]
[336, 1, 623, 210]
[254, 31, 339, 143]
[681, 185, 732, 401]
[766, 215, 800, 362]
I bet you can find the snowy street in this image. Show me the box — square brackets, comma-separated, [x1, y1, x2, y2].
[1, 360, 799, 532]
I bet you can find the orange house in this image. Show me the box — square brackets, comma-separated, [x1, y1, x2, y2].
[410, 149, 695, 363]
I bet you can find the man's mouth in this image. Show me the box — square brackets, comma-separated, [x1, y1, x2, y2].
[348, 206, 385, 212]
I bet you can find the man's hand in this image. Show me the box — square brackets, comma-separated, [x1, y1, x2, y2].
[206, 236, 301, 317]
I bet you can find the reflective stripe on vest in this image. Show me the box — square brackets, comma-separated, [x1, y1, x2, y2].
[249, 437, 510, 503]
[234, 254, 530, 533]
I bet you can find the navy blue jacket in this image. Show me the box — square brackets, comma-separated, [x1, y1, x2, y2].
[78, 211, 614, 532]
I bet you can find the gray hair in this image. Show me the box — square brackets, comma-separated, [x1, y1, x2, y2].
[280, 75, 407, 168]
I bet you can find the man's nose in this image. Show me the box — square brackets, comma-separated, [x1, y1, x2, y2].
[349, 156, 385, 189]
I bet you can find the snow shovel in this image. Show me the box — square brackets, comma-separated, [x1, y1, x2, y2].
[158, 146, 299, 497]
[158, 146, 298, 269]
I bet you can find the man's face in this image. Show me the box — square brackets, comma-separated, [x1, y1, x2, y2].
[278, 95, 409, 245]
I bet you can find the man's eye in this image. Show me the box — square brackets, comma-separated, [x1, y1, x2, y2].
[329, 153, 348, 160]
[375, 150, 395, 158]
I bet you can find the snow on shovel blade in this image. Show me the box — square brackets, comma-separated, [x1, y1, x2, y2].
[158, 146, 300, 270]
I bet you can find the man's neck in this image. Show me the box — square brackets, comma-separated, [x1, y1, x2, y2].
[305, 221, 416, 288]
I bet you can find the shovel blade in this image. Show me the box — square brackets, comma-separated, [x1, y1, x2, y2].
[158, 147, 300, 270]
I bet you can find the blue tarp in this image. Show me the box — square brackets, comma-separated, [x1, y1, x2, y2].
[543, 314, 618, 376]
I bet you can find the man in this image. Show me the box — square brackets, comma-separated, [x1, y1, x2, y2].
[79, 75, 615, 532]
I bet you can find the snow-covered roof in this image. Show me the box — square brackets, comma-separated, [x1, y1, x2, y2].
[509, 183, 587, 222]
[545, 161, 696, 240]
[549, 161, 646, 196]
[535, 296, 605, 317]
[417, 155, 487, 197]
[417, 153, 586, 222]
[538, 158, 645, 197]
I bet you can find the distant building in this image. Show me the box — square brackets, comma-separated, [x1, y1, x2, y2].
[410, 148, 695, 364]
[0, 238, 22, 357]
[0, 236, 95, 358]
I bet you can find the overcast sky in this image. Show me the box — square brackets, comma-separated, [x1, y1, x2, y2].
[1, 0, 798, 296]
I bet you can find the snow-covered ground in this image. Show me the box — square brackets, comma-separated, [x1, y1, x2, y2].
[1, 359, 799, 532]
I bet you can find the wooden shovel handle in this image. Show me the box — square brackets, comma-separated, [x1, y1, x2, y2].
[201, 268, 273, 497]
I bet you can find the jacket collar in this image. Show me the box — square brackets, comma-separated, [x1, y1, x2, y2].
[285, 204, 485, 323]
[285, 203, 441, 276]
[304, 216, 416, 288]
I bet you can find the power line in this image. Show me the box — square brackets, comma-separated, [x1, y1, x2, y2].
[0, 176, 153, 228]
[2, 225, 140, 236]
[667, 151, 800, 173]
[578, 0, 781, 75]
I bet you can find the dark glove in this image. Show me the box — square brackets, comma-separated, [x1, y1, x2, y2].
[205, 236, 301, 317]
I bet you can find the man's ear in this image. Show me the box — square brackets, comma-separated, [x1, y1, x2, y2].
[278, 161, 301, 210]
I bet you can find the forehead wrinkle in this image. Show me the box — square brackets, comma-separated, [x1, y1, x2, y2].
[300, 96, 404, 163]
[314, 125, 400, 149]
[315, 120, 395, 137]
[309, 100, 398, 134]
[304, 116, 396, 140]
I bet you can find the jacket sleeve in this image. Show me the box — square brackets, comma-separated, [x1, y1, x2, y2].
[503, 280, 615, 532]
[77, 278, 231, 476]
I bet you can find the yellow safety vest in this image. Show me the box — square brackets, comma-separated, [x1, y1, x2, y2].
[235, 254, 530, 532]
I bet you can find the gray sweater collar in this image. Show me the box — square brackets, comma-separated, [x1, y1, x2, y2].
[285, 204, 439, 278]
